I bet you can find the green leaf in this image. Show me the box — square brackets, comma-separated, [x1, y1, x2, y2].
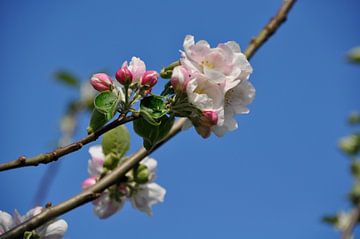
[133, 114, 174, 150]
[322, 215, 338, 225]
[349, 183, 360, 205]
[87, 109, 109, 134]
[94, 91, 119, 120]
[140, 95, 168, 120]
[54, 70, 80, 88]
[351, 161, 360, 180]
[347, 47, 360, 64]
[348, 112, 360, 125]
[102, 125, 130, 158]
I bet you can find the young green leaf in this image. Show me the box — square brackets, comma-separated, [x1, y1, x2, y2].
[87, 109, 109, 134]
[140, 95, 168, 119]
[94, 91, 119, 120]
[133, 114, 174, 150]
[102, 125, 130, 157]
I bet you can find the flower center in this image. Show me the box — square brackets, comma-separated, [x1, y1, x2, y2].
[201, 59, 215, 69]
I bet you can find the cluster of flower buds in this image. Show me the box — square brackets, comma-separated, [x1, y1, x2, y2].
[0, 207, 68, 238]
[82, 146, 166, 218]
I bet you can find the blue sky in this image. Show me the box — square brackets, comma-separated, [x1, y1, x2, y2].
[0, 0, 359, 238]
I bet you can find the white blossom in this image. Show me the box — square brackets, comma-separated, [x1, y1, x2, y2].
[0, 207, 67, 238]
[176, 35, 255, 137]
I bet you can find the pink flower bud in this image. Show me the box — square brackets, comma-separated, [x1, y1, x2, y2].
[171, 66, 191, 92]
[202, 110, 218, 126]
[141, 71, 158, 87]
[90, 73, 113, 92]
[115, 64, 133, 85]
[82, 176, 97, 189]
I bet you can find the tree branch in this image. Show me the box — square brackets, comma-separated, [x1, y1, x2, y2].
[244, 0, 296, 59]
[0, 1, 296, 238]
[341, 204, 360, 239]
[0, 114, 139, 172]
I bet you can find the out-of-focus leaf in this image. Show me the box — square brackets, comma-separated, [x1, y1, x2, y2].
[54, 70, 80, 88]
[347, 47, 360, 64]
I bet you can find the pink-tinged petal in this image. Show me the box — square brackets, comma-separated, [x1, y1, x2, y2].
[141, 71, 158, 87]
[116, 63, 133, 85]
[171, 66, 191, 92]
[81, 176, 97, 189]
[93, 191, 125, 219]
[90, 73, 113, 92]
[129, 57, 146, 82]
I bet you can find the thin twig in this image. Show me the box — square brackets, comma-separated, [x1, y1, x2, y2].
[341, 204, 360, 239]
[244, 0, 296, 59]
[0, 1, 296, 238]
[0, 114, 139, 172]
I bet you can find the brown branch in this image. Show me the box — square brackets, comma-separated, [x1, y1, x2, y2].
[0, 114, 139, 172]
[244, 0, 296, 59]
[0, 1, 296, 238]
[341, 204, 360, 239]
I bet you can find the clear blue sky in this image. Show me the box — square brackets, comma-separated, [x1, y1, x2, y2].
[0, 0, 359, 238]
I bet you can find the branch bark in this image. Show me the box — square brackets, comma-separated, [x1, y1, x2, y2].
[341, 204, 360, 239]
[0, 114, 138, 172]
[0, 1, 296, 238]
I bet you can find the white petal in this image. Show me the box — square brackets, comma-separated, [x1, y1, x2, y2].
[183, 35, 195, 51]
[131, 183, 166, 216]
[0, 211, 13, 234]
[88, 145, 105, 177]
[89, 145, 104, 160]
[41, 219, 68, 239]
[225, 41, 241, 53]
[140, 157, 158, 181]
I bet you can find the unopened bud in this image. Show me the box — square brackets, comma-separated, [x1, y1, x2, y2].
[202, 110, 218, 126]
[116, 64, 133, 85]
[141, 71, 158, 87]
[134, 164, 150, 184]
[82, 176, 96, 189]
[171, 66, 191, 92]
[90, 73, 113, 91]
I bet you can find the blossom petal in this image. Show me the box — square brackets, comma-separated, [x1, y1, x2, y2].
[131, 183, 166, 216]
[93, 191, 125, 219]
[41, 219, 68, 239]
[0, 211, 13, 235]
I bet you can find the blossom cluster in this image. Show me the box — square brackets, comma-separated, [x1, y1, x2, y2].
[170, 35, 255, 138]
[82, 146, 166, 218]
[0, 207, 67, 238]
